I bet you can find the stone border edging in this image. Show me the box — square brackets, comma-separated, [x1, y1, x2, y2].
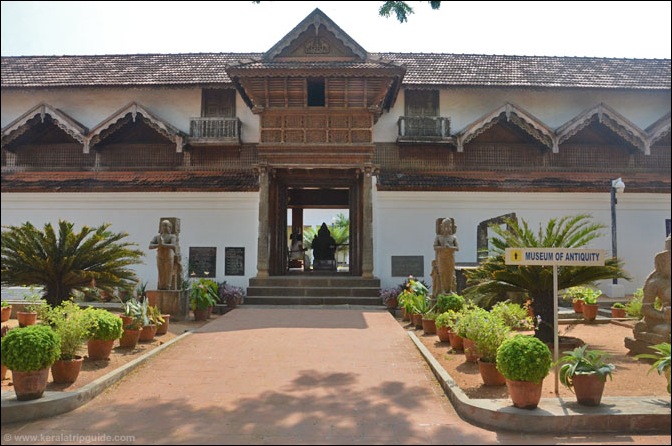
[1, 330, 195, 424]
[407, 330, 671, 434]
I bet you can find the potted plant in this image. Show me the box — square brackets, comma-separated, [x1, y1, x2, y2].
[496, 334, 552, 409]
[610, 302, 627, 318]
[1, 300, 12, 322]
[490, 301, 534, 331]
[580, 288, 602, 322]
[635, 342, 671, 394]
[1, 325, 11, 380]
[42, 300, 90, 383]
[16, 287, 45, 327]
[455, 304, 489, 363]
[139, 300, 164, 342]
[421, 310, 438, 335]
[563, 286, 586, 313]
[190, 278, 218, 321]
[436, 292, 465, 313]
[435, 311, 454, 343]
[218, 282, 246, 311]
[119, 297, 143, 349]
[471, 312, 511, 386]
[84, 308, 123, 360]
[380, 288, 400, 314]
[1, 324, 61, 400]
[556, 344, 616, 406]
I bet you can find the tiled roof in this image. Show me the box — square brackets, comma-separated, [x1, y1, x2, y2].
[2, 53, 669, 90]
[0, 171, 258, 193]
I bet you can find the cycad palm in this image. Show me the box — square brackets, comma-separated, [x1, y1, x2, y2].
[1, 220, 144, 306]
[463, 214, 630, 342]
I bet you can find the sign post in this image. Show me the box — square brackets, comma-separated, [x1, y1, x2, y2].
[505, 248, 605, 394]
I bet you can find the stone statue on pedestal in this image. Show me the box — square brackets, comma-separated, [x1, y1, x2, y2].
[433, 217, 459, 296]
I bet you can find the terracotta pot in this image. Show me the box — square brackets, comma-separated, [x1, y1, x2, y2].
[449, 332, 464, 351]
[155, 314, 170, 335]
[572, 373, 606, 406]
[120, 315, 134, 328]
[611, 308, 626, 318]
[193, 308, 209, 321]
[422, 318, 437, 335]
[12, 368, 50, 401]
[139, 324, 157, 342]
[385, 298, 398, 310]
[87, 339, 115, 360]
[401, 307, 410, 321]
[478, 359, 506, 386]
[16, 311, 37, 327]
[1, 305, 11, 322]
[463, 338, 479, 363]
[437, 326, 451, 343]
[582, 303, 599, 322]
[119, 328, 141, 349]
[51, 356, 84, 384]
[411, 313, 423, 329]
[505, 378, 543, 409]
[572, 299, 584, 313]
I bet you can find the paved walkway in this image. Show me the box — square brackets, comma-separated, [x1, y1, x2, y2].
[2, 307, 670, 445]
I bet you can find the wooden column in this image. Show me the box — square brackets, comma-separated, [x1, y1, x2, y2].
[256, 166, 270, 278]
[362, 166, 374, 278]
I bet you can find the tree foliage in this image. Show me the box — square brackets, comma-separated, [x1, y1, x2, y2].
[463, 214, 630, 342]
[253, 1, 442, 23]
[1, 220, 145, 306]
[378, 1, 441, 23]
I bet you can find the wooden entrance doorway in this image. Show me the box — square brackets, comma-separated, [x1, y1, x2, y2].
[268, 168, 362, 276]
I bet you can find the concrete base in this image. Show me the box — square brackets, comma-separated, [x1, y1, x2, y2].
[606, 283, 625, 298]
[146, 290, 188, 321]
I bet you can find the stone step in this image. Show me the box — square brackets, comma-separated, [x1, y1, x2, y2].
[243, 295, 383, 306]
[246, 275, 382, 306]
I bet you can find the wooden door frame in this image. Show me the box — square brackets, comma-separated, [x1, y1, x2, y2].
[268, 168, 362, 276]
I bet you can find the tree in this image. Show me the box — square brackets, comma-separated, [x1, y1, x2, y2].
[462, 214, 630, 343]
[1, 220, 145, 307]
[378, 1, 441, 23]
[253, 1, 441, 23]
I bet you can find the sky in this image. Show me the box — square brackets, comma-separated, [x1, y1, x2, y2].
[1, 1, 670, 59]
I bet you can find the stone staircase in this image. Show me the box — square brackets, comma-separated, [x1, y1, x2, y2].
[245, 275, 382, 306]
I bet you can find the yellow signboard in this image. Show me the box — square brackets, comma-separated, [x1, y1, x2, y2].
[505, 248, 606, 266]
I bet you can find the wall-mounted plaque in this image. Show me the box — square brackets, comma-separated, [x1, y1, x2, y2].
[225, 247, 245, 276]
[188, 247, 217, 278]
[391, 255, 424, 277]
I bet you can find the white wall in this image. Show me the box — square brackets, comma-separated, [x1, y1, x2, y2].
[6, 87, 669, 146]
[0, 192, 259, 290]
[2, 188, 670, 297]
[373, 87, 672, 142]
[371, 185, 671, 296]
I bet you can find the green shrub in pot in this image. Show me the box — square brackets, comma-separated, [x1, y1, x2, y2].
[1, 324, 61, 372]
[496, 334, 552, 383]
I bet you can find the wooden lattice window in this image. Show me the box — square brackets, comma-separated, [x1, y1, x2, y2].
[202, 89, 236, 117]
[405, 90, 438, 117]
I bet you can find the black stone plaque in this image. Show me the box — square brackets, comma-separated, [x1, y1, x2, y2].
[225, 247, 245, 276]
[188, 247, 217, 278]
[391, 255, 424, 277]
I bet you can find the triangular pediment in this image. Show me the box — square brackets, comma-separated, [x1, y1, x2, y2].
[456, 103, 555, 152]
[556, 103, 647, 154]
[88, 103, 185, 153]
[646, 112, 671, 150]
[1, 103, 87, 149]
[264, 8, 367, 62]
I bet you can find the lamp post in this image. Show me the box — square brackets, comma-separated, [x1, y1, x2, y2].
[610, 177, 625, 285]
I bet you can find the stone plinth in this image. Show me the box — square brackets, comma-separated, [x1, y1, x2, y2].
[146, 290, 188, 321]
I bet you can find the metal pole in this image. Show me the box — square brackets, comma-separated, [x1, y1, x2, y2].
[611, 185, 618, 285]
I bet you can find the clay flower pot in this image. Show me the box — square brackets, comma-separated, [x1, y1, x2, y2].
[51, 356, 84, 384]
[87, 339, 115, 360]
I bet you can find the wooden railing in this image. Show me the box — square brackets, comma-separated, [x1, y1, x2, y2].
[397, 116, 451, 141]
[189, 117, 241, 144]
